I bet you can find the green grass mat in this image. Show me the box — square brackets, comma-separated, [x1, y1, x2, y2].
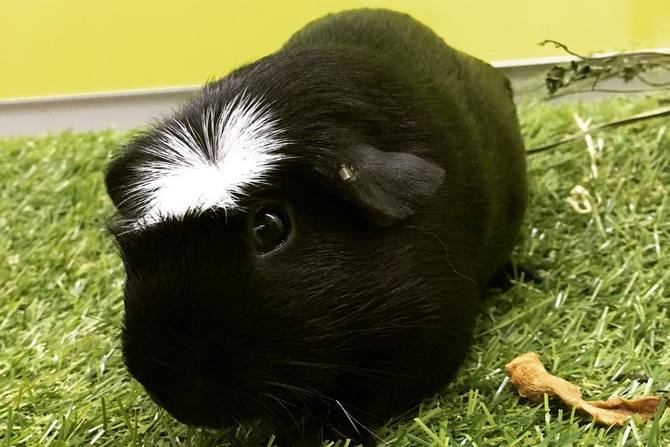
[1, 94, 668, 446]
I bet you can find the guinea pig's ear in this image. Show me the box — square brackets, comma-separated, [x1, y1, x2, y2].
[327, 144, 445, 226]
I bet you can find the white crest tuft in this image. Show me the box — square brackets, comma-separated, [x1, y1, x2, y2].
[128, 93, 287, 226]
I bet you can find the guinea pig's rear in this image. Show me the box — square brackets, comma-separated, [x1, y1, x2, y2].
[104, 8, 526, 444]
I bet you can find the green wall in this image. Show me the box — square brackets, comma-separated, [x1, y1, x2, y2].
[1, 0, 668, 99]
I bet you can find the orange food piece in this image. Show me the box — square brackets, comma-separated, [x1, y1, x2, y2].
[506, 352, 661, 426]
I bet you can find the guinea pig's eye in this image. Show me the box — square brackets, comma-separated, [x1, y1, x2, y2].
[252, 207, 290, 254]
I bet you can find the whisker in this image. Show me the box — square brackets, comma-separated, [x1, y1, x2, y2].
[336, 400, 389, 445]
[70, 311, 123, 330]
[150, 355, 178, 372]
[404, 224, 476, 283]
[258, 379, 379, 420]
[246, 393, 283, 427]
[261, 392, 301, 428]
[336, 399, 361, 438]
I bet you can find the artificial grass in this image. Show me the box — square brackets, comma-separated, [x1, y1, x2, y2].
[1, 93, 668, 447]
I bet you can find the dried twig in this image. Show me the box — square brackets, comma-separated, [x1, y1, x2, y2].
[526, 106, 670, 154]
[539, 40, 670, 97]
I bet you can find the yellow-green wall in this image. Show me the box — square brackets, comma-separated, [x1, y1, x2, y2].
[1, 0, 669, 100]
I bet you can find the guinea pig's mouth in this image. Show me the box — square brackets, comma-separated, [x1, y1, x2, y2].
[137, 366, 323, 431]
[145, 384, 240, 428]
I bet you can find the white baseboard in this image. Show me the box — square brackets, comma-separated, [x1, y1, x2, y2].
[0, 86, 199, 137]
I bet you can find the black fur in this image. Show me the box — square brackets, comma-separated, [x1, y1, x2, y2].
[105, 8, 527, 444]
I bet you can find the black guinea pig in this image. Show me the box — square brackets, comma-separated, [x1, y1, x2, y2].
[104, 8, 527, 444]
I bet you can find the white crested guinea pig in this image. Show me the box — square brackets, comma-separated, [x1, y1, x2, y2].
[105, 8, 527, 445]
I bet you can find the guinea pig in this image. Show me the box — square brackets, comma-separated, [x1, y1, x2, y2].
[104, 8, 527, 444]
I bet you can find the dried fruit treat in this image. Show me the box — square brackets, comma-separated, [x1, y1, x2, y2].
[506, 352, 661, 426]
